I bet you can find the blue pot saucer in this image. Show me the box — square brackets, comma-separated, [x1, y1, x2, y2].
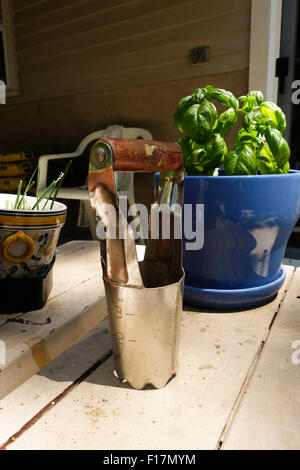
[184, 267, 286, 311]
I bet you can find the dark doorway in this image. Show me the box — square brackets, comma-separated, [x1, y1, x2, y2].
[278, 0, 300, 260]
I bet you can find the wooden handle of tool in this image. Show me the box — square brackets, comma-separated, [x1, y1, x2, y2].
[99, 138, 183, 172]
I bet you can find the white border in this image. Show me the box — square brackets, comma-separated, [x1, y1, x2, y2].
[249, 0, 283, 103]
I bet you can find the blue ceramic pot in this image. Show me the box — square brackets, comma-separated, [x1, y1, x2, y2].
[183, 170, 300, 310]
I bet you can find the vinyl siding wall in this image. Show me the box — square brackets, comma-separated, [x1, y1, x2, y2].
[0, 0, 251, 151]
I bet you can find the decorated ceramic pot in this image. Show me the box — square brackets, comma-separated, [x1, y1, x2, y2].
[0, 193, 67, 280]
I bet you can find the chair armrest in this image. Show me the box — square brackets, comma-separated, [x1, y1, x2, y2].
[37, 128, 153, 192]
[122, 128, 153, 140]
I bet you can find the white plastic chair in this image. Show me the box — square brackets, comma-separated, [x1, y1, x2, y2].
[38, 126, 153, 239]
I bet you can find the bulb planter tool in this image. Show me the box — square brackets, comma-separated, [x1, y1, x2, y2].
[88, 138, 184, 389]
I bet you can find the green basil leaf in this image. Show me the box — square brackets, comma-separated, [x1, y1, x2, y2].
[238, 95, 247, 104]
[264, 126, 290, 169]
[208, 133, 227, 167]
[174, 95, 194, 132]
[174, 90, 208, 132]
[225, 144, 257, 175]
[259, 101, 287, 133]
[192, 88, 208, 102]
[240, 104, 262, 130]
[248, 91, 264, 104]
[178, 136, 205, 175]
[214, 107, 238, 137]
[256, 145, 278, 174]
[194, 134, 226, 173]
[181, 100, 218, 145]
[205, 86, 239, 112]
[278, 161, 290, 174]
[178, 136, 198, 172]
[178, 136, 199, 155]
[234, 128, 261, 148]
[244, 95, 257, 107]
[257, 148, 289, 174]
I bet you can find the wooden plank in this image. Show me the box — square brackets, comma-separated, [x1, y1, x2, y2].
[15, 0, 159, 36]
[4, 69, 249, 142]
[15, 0, 188, 44]
[0, 274, 107, 400]
[18, 10, 250, 71]
[16, 50, 249, 103]
[0, 312, 23, 328]
[13, 0, 124, 24]
[223, 268, 300, 450]
[14, 0, 181, 34]
[16, 0, 250, 52]
[20, 30, 249, 88]
[56, 240, 98, 258]
[50, 241, 101, 300]
[13, 0, 75, 15]
[0, 319, 112, 446]
[4, 267, 295, 450]
[9, 0, 251, 104]
[284, 257, 300, 268]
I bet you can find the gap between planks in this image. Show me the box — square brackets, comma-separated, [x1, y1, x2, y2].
[215, 267, 297, 450]
[0, 349, 113, 450]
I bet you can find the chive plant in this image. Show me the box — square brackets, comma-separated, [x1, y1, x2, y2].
[8, 160, 72, 211]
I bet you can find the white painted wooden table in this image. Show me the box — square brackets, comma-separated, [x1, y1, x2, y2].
[0, 241, 299, 450]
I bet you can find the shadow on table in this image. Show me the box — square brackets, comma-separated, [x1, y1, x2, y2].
[38, 353, 162, 391]
[36, 293, 277, 391]
[36, 320, 158, 391]
[80, 356, 162, 391]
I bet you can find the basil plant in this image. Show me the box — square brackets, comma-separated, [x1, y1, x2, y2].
[174, 86, 290, 176]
